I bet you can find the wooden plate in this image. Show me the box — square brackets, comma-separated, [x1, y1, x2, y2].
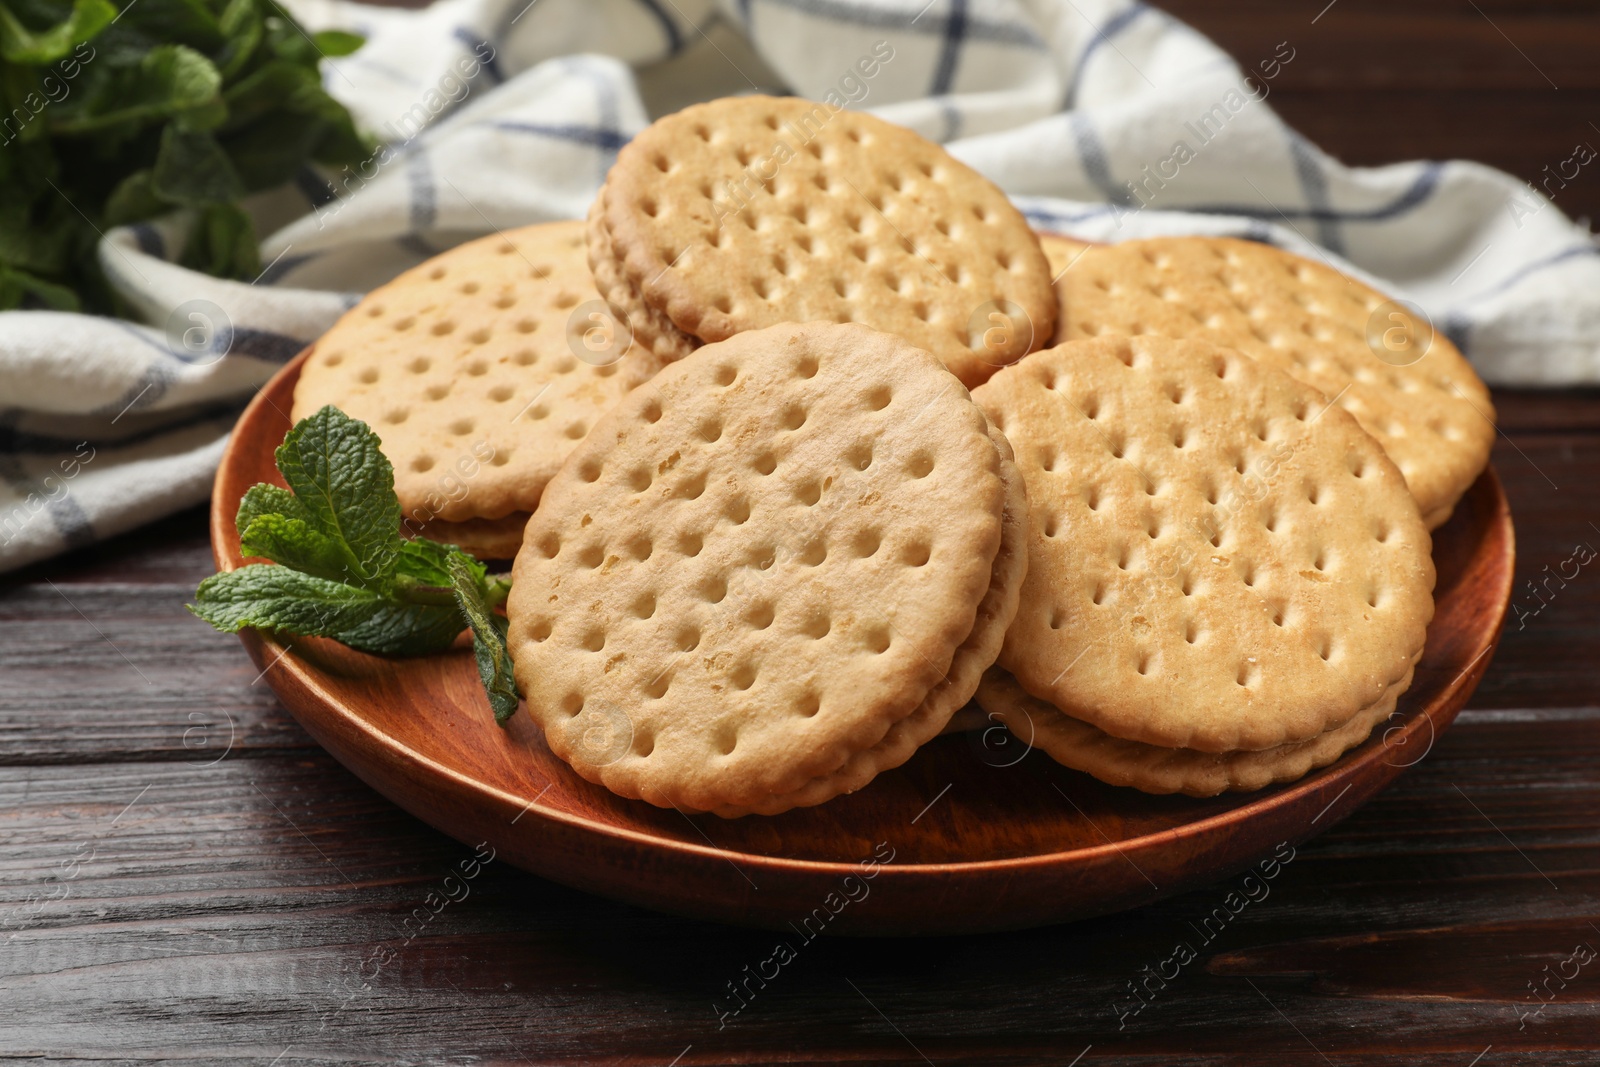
[214, 348, 1514, 935]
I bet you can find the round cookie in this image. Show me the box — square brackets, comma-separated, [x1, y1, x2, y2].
[506, 322, 1007, 814]
[587, 197, 698, 385]
[973, 334, 1435, 753]
[977, 665, 1412, 797]
[711, 418, 1029, 816]
[1038, 232, 1096, 283]
[591, 95, 1055, 388]
[1053, 236, 1494, 528]
[409, 512, 530, 561]
[292, 220, 655, 553]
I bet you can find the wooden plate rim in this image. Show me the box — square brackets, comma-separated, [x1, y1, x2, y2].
[216, 344, 1513, 878]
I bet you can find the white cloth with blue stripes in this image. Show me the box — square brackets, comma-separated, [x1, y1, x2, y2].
[2, 0, 1595, 573]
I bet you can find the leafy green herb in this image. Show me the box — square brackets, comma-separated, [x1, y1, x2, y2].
[0, 0, 371, 312]
[448, 554, 518, 725]
[191, 406, 521, 718]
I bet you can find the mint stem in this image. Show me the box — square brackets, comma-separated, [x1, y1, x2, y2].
[390, 574, 466, 607]
[391, 572, 511, 610]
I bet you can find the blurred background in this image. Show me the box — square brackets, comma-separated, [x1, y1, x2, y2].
[358, 0, 1598, 229]
[1162, 0, 1598, 224]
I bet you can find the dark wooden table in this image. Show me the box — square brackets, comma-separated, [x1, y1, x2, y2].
[5, 4, 1599, 1064]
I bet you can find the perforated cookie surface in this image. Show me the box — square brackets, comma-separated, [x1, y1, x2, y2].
[293, 221, 648, 528]
[1054, 237, 1494, 527]
[594, 95, 1054, 388]
[978, 665, 1412, 796]
[973, 335, 1434, 753]
[506, 322, 1005, 813]
[710, 419, 1028, 817]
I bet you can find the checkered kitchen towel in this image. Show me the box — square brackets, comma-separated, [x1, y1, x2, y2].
[3, 0, 1597, 573]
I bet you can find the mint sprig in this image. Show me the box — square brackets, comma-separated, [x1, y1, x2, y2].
[0, 0, 371, 312]
[191, 406, 521, 720]
[448, 554, 518, 724]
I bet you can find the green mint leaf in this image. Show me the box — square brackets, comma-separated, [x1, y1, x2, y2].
[220, 60, 324, 126]
[394, 535, 475, 589]
[191, 565, 463, 656]
[236, 482, 312, 533]
[447, 554, 520, 724]
[179, 201, 260, 279]
[0, 263, 81, 311]
[0, 0, 115, 64]
[153, 126, 244, 206]
[220, 111, 324, 191]
[103, 170, 167, 227]
[274, 406, 403, 586]
[312, 28, 362, 56]
[238, 513, 355, 584]
[317, 601, 465, 657]
[214, 0, 263, 79]
[112, 0, 223, 48]
[51, 43, 223, 135]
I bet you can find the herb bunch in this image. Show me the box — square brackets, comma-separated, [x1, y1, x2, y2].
[191, 406, 520, 723]
[0, 0, 369, 312]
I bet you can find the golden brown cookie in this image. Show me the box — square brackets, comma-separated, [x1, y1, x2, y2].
[1038, 232, 1096, 281]
[973, 334, 1435, 753]
[591, 95, 1055, 387]
[711, 418, 1028, 816]
[506, 322, 1007, 814]
[1054, 236, 1494, 527]
[586, 197, 698, 385]
[977, 665, 1412, 796]
[292, 220, 653, 555]
[408, 513, 530, 561]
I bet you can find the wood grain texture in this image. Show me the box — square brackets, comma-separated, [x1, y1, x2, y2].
[1159, 0, 1600, 223]
[0, 432, 1590, 1062]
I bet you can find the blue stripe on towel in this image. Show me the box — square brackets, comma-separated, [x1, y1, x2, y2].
[252, 253, 316, 288]
[755, 0, 1044, 49]
[229, 329, 311, 364]
[295, 165, 339, 209]
[1064, 3, 1146, 107]
[128, 224, 166, 260]
[930, 0, 968, 95]
[0, 402, 248, 457]
[1195, 162, 1444, 224]
[0, 451, 96, 550]
[452, 28, 504, 82]
[488, 121, 631, 151]
[1462, 244, 1600, 303]
[1069, 114, 1130, 205]
[632, 0, 684, 53]
[1287, 133, 1342, 254]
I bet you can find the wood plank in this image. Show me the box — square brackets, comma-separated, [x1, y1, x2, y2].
[1164, 2, 1600, 222]
[1160, 0, 1600, 90]
[0, 580, 312, 765]
[0, 709, 1596, 1062]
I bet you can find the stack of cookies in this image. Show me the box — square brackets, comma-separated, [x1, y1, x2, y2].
[290, 92, 1494, 813]
[505, 323, 1026, 815]
[971, 335, 1434, 795]
[587, 95, 1055, 388]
